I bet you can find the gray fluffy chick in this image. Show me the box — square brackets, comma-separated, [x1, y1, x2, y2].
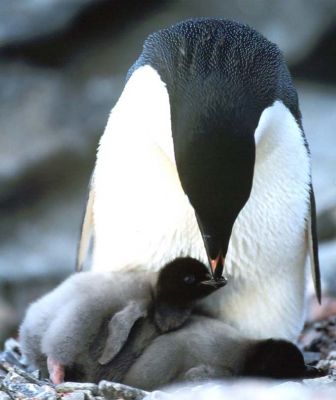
[20, 257, 317, 389]
[19, 257, 223, 384]
[122, 317, 320, 390]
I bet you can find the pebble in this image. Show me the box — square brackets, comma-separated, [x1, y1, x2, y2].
[63, 391, 86, 400]
[56, 382, 99, 395]
[327, 351, 336, 360]
[0, 391, 11, 400]
[303, 375, 336, 386]
[1, 330, 336, 400]
[99, 380, 149, 400]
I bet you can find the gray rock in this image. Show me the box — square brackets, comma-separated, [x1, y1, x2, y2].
[315, 351, 336, 374]
[182, 0, 336, 64]
[317, 359, 336, 374]
[0, 61, 121, 335]
[318, 205, 336, 241]
[56, 382, 99, 395]
[1, 336, 336, 400]
[0, 352, 58, 398]
[0, 61, 120, 193]
[303, 374, 336, 386]
[0, 184, 86, 335]
[62, 392, 86, 400]
[99, 381, 149, 400]
[0, 300, 16, 346]
[0, 339, 26, 370]
[0, 0, 99, 45]
[327, 351, 336, 360]
[0, 392, 11, 400]
[2, 370, 57, 399]
[298, 83, 336, 213]
[2, 1, 336, 65]
[318, 240, 336, 295]
[298, 82, 336, 298]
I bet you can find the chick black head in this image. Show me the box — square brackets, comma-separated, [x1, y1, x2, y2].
[243, 339, 322, 379]
[156, 257, 225, 307]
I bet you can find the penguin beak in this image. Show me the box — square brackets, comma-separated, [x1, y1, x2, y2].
[201, 233, 230, 281]
[195, 214, 232, 281]
[210, 250, 225, 280]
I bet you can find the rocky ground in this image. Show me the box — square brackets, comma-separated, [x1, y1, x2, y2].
[1, 0, 336, 346]
[0, 317, 336, 399]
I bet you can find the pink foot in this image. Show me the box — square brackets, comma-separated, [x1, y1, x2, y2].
[47, 357, 65, 385]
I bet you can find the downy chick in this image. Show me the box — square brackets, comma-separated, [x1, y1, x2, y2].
[122, 317, 319, 391]
[20, 258, 222, 384]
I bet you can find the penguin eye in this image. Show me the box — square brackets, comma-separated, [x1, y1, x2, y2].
[183, 274, 196, 285]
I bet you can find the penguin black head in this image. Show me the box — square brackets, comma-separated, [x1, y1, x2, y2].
[133, 18, 293, 279]
[243, 339, 322, 379]
[175, 106, 256, 280]
[156, 257, 226, 306]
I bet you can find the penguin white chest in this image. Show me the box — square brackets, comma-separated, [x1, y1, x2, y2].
[92, 66, 208, 272]
[211, 100, 311, 340]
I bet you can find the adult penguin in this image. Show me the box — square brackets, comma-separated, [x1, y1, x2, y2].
[77, 18, 320, 341]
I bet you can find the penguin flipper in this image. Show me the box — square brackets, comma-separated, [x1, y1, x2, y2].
[76, 179, 95, 272]
[308, 185, 321, 303]
[98, 300, 148, 365]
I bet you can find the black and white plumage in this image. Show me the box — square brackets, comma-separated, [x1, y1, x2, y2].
[19, 258, 223, 383]
[78, 18, 320, 340]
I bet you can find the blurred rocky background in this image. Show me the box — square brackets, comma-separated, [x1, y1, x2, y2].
[0, 0, 335, 345]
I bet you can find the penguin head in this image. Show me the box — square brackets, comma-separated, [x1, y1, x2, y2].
[243, 339, 322, 379]
[173, 93, 256, 280]
[155, 257, 226, 306]
[134, 19, 284, 279]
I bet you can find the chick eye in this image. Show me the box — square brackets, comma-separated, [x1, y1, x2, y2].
[184, 274, 196, 285]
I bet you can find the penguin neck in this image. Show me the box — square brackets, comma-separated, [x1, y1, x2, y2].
[92, 65, 208, 272]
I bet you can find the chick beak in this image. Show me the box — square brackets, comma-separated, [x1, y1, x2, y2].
[201, 276, 227, 288]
